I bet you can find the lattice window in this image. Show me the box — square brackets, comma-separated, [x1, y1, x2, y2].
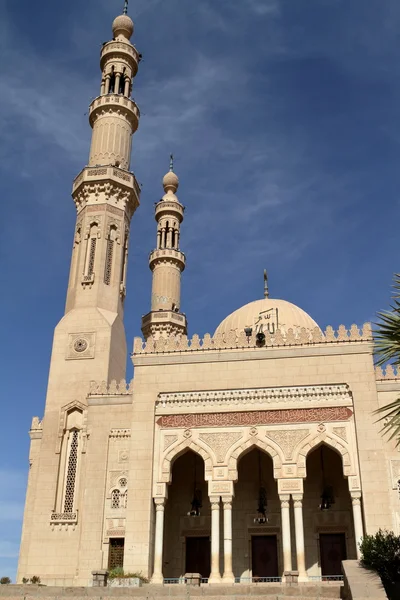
[119, 477, 127, 488]
[104, 238, 114, 285]
[63, 430, 79, 513]
[86, 238, 96, 279]
[108, 538, 124, 569]
[111, 489, 120, 509]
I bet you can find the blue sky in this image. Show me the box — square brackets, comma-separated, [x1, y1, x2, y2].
[1, 0, 400, 580]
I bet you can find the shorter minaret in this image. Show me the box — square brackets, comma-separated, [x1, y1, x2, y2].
[141, 158, 187, 339]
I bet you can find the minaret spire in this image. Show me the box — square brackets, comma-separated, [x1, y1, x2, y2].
[123, 0, 128, 15]
[141, 161, 187, 339]
[264, 269, 269, 298]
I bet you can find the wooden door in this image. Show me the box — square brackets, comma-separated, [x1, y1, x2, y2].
[251, 535, 279, 579]
[185, 536, 211, 577]
[108, 537, 125, 570]
[319, 533, 347, 577]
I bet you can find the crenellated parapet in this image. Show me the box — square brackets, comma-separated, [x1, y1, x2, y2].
[88, 378, 133, 396]
[133, 323, 372, 355]
[375, 365, 400, 380]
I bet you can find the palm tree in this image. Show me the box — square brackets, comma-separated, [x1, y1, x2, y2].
[374, 273, 400, 446]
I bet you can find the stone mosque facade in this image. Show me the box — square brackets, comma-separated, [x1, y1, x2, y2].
[17, 5, 400, 588]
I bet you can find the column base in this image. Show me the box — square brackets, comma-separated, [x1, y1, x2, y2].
[283, 570, 299, 584]
[150, 573, 164, 584]
[222, 572, 235, 583]
[208, 573, 222, 584]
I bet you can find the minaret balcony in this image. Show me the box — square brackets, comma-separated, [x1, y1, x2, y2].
[149, 248, 186, 271]
[155, 200, 184, 222]
[89, 94, 140, 132]
[72, 165, 140, 212]
[100, 40, 140, 76]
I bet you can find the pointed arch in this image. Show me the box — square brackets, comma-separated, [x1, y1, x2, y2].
[160, 438, 213, 483]
[295, 433, 353, 477]
[227, 438, 284, 482]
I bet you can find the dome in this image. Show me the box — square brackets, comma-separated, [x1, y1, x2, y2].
[214, 297, 320, 337]
[163, 170, 179, 194]
[112, 14, 134, 39]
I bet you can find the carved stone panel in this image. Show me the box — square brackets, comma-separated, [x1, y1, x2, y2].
[163, 434, 178, 451]
[199, 432, 242, 463]
[265, 429, 309, 460]
[66, 332, 96, 360]
[333, 426, 347, 442]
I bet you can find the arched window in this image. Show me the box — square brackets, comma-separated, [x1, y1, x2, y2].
[104, 226, 117, 285]
[83, 223, 98, 282]
[111, 489, 120, 509]
[119, 68, 126, 94]
[63, 430, 79, 513]
[109, 66, 116, 94]
[120, 227, 129, 298]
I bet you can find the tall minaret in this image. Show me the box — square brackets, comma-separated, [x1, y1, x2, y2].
[17, 6, 141, 584]
[141, 158, 187, 339]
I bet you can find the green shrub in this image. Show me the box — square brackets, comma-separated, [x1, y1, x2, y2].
[30, 576, 41, 584]
[0, 577, 11, 585]
[360, 529, 400, 585]
[22, 578, 29, 584]
[108, 568, 148, 583]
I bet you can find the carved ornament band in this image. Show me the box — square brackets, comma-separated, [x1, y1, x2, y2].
[156, 406, 352, 429]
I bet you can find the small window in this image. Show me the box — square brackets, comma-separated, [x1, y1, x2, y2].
[108, 538, 124, 569]
[111, 489, 120, 509]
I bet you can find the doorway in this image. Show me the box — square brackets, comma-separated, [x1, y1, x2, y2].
[251, 535, 279, 579]
[319, 533, 347, 577]
[185, 536, 211, 577]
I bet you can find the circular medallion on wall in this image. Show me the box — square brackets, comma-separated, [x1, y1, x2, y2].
[74, 338, 88, 353]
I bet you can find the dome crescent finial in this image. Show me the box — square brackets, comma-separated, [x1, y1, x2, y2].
[264, 269, 269, 298]
[123, 0, 129, 15]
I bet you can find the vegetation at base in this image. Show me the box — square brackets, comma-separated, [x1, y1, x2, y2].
[374, 273, 400, 445]
[0, 577, 11, 584]
[21, 576, 41, 584]
[107, 568, 149, 583]
[360, 529, 400, 585]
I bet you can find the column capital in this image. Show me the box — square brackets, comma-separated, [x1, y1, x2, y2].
[221, 496, 233, 508]
[209, 496, 220, 509]
[279, 494, 291, 507]
[154, 498, 166, 510]
[292, 494, 303, 507]
[351, 492, 362, 505]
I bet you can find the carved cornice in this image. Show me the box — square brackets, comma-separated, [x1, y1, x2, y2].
[134, 323, 372, 354]
[156, 407, 353, 429]
[156, 384, 352, 412]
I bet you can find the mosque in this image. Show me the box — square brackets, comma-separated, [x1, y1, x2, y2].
[17, 3, 400, 588]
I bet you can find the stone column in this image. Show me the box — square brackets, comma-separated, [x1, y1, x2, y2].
[105, 75, 111, 94]
[293, 494, 307, 581]
[151, 498, 165, 584]
[208, 497, 221, 583]
[115, 73, 121, 94]
[280, 494, 292, 574]
[124, 77, 130, 97]
[222, 496, 235, 583]
[351, 494, 364, 559]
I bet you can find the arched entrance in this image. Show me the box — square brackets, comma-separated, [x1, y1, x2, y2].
[163, 450, 210, 579]
[303, 444, 356, 579]
[234, 447, 280, 581]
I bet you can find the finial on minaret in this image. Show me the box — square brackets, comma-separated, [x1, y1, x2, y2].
[264, 269, 269, 298]
[123, 0, 129, 15]
[169, 153, 174, 172]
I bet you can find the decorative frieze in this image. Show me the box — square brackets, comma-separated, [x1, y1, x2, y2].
[89, 379, 133, 396]
[376, 365, 400, 380]
[134, 323, 372, 354]
[109, 429, 131, 439]
[156, 384, 352, 412]
[156, 407, 353, 429]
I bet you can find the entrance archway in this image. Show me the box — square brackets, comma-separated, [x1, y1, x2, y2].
[303, 444, 356, 578]
[234, 447, 280, 581]
[163, 450, 210, 579]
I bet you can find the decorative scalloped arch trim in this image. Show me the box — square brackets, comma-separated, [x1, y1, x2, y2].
[228, 438, 284, 481]
[56, 400, 87, 453]
[295, 434, 353, 477]
[161, 439, 213, 483]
